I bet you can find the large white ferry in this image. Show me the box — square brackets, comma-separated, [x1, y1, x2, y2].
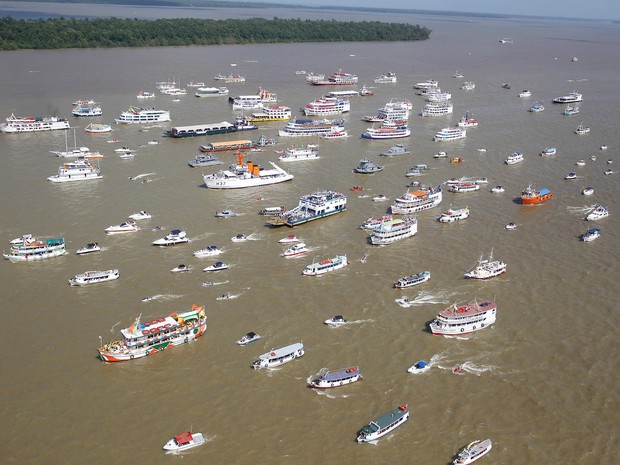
[552, 92, 583, 104]
[0, 113, 70, 133]
[47, 158, 102, 183]
[98, 305, 207, 362]
[414, 79, 439, 90]
[302, 97, 350, 116]
[374, 72, 397, 83]
[422, 102, 453, 117]
[203, 150, 293, 189]
[195, 86, 229, 97]
[278, 144, 320, 162]
[361, 123, 410, 140]
[429, 299, 497, 336]
[357, 404, 410, 443]
[464, 251, 507, 279]
[390, 186, 443, 214]
[72, 103, 102, 117]
[69, 269, 119, 286]
[268, 190, 347, 226]
[279, 119, 345, 137]
[433, 127, 466, 141]
[3, 236, 67, 263]
[246, 105, 292, 122]
[114, 107, 171, 124]
[311, 69, 358, 85]
[369, 217, 418, 245]
[302, 255, 348, 276]
[252, 342, 304, 369]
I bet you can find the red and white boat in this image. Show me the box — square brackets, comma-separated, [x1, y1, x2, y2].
[520, 185, 553, 204]
[429, 299, 496, 336]
[309, 367, 362, 388]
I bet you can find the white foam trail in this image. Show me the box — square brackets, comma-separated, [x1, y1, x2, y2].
[566, 204, 599, 214]
[142, 294, 183, 302]
[129, 172, 156, 180]
[202, 281, 229, 287]
[396, 289, 458, 307]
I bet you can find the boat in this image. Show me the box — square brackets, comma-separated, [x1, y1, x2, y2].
[98, 305, 207, 362]
[529, 102, 545, 112]
[214, 73, 245, 83]
[453, 439, 493, 465]
[279, 119, 345, 137]
[575, 122, 590, 134]
[76, 242, 100, 255]
[245, 105, 292, 122]
[195, 86, 229, 97]
[303, 255, 348, 276]
[581, 228, 601, 242]
[553, 92, 583, 103]
[582, 187, 594, 196]
[520, 185, 553, 204]
[0, 113, 70, 133]
[327, 89, 361, 98]
[128, 211, 151, 220]
[136, 91, 155, 99]
[47, 157, 102, 183]
[379, 144, 409, 157]
[576, 160, 586, 166]
[421, 102, 454, 117]
[119, 151, 134, 159]
[160, 87, 187, 96]
[505, 223, 517, 230]
[231, 234, 247, 242]
[564, 172, 577, 180]
[450, 157, 464, 164]
[69, 269, 119, 286]
[310, 366, 361, 388]
[302, 97, 350, 116]
[114, 107, 170, 124]
[321, 129, 349, 139]
[356, 404, 409, 443]
[188, 153, 223, 168]
[324, 315, 347, 327]
[255, 134, 276, 147]
[359, 215, 393, 230]
[605, 168, 614, 175]
[162, 431, 206, 454]
[540, 147, 557, 156]
[374, 72, 397, 83]
[279, 144, 320, 162]
[252, 342, 304, 369]
[373, 195, 388, 202]
[311, 69, 358, 85]
[152, 229, 190, 246]
[563, 105, 580, 116]
[590, 155, 597, 161]
[449, 182, 480, 193]
[3, 236, 66, 263]
[504, 151, 524, 164]
[203, 261, 229, 272]
[600, 145, 608, 150]
[353, 159, 383, 174]
[427, 91, 452, 102]
[407, 361, 430, 374]
[236, 332, 261, 346]
[464, 251, 507, 279]
[438, 206, 470, 222]
[269, 190, 347, 227]
[491, 186, 505, 193]
[369, 216, 418, 245]
[203, 151, 293, 189]
[585, 205, 609, 221]
[84, 122, 112, 134]
[393, 270, 431, 289]
[186, 81, 206, 87]
[281, 242, 309, 257]
[193, 245, 222, 258]
[501, 82, 511, 89]
[167, 121, 236, 138]
[414, 79, 439, 90]
[361, 123, 410, 140]
[461, 81, 475, 90]
[430, 299, 496, 336]
[519, 90, 532, 97]
[104, 220, 139, 235]
[214, 209, 238, 218]
[434, 151, 448, 158]
[199, 140, 254, 153]
[433, 127, 466, 141]
[390, 186, 443, 214]
[457, 113, 478, 128]
[71, 102, 102, 117]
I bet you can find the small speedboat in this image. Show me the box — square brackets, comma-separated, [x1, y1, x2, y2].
[152, 229, 189, 246]
[203, 261, 229, 272]
[505, 223, 517, 230]
[605, 169, 614, 175]
[76, 242, 100, 255]
[407, 360, 430, 374]
[590, 155, 597, 161]
[216, 293, 238, 300]
[491, 186, 505, 193]
[171, 264, 191, 273]
[194, 245, 222, 257]
[119, 151, 135, 159]
[278, 234, 300, 244]
[581, 228, 601, 242]
[453, 365, 465, 374]
[163, 431, 206, 454]
[372, 194, 389, 202]
[105, 220, 139, 235]
[576, 160, 586, 166]
[600, 145, 608, 150]
[324, 315, 347, 327]
[114, 146, 132, 153]
[231, 234, 247, 242]
[281, 242, 309, 258]
[564, 172, 577, 180]
[128, 210, 151, 220]
[215, 209, 238, 218]
[585, 205, 609, 221]
[434, 151, 448, 158]
[236, 331, 261, 346]
[582, 187, 594, 196]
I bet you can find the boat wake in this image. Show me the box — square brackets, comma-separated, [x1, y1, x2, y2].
[202, 281, 229, 287]
[441, 361, 498, 376]
[567, 204, 599, 214]
[395, 290, 459, 308]
[109, 321, 121, 333]
[216, 293, 240, 301]
[128, 172, 156, 181]
[141, 293, 183, 302]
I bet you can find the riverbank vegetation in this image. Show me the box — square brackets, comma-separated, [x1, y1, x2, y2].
[0, 16, 431, 50]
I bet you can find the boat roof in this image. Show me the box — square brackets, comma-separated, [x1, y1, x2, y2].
[259, 342, 303, 359]
[318, 367, 359, 381]
[439, 299, 496, 318]
[539, 188, 551, 195]
[175, 432, 193, 444]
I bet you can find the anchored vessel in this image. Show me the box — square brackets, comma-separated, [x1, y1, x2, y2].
[252, 342, 304, 369]
[69, 269, 119, 286]
[279, 119, 345, 137]
[268, 190, 347, 226]
[429, 299, 497, 336]
[303, 255, 348, 276]
[0, 113, 70, 133]
[520, 185, 553, 204]
[369, 217, 418, 245]
[393, 270, 431, 289]
[390, 186, 442, 214]
[167, 121, 236, 138]
[302, 97, 350, 116]
[357, 404, 410, 443]
[98, 305, 207, 362]
[311, 69, 358, 85]
[433, 127, 466, 141]
[47, 157, 102, 183]
[309, 367, 362, 388]
[3, 236, 66, 263]
[114, 107, 170, 124]
[202, 151, 293, 189]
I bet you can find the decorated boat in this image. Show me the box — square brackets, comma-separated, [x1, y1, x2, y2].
[252, 342, 304, 369]
[98, 305, 207, 362]
[361, 123, 410, 140]
[302, 97, 350, 116]
[3, 236, 66, 263]
[433, 127, 466, 141]
[279, 118, 345, 137]
[310, 367, 362, 388]
[429, 299, 497, 336]
[357, 404, 410, 443]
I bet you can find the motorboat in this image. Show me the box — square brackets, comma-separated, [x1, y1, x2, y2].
[281, 242, 309, 258]
[581, 228, 601, 242]
[170, 264, 191, 273]
[69, 269, 119, 286]
[104, 220, 139, 235]
[379, 144, 409, 157]
[163, 431, 206, 454]
[434, 151, 448, 158]
[576, 160, 586, 166]
[252, 342, 304, 369]
[582, 187, 594, 196]
[188, 153, 223, 167]
[193, 245, 222, 257]
[372, 195, 389, 202]
[353, 159, 383, 174]
[114, 146, 133, 153]
[215, 209, 238, 218]
[575, 122, 590, 134]
[407, 360, 430, 374]
[128, 211, 151, 220]
[236, 332, 261, 346]
[590, 155, 597, 161]
[119, 151, 135, 159]
[585, 205, 609, 221]
[491, 186, 505, 193]
[605, 169, 613, 175]
[278, 234, 300, 244]
[453, 439, 493, 465]
[505, 223, 517, 230]
[529, 102, 544, 112]
[438, 206, 470, 223]
[564, 172, 577, 180]
[540, 147, 557, 156]
[76, 242, 100, 255]
[324, 315, 347, 327]
[553, 92, 583, 104]
[600, 145, 608, 150]
[216, 293, 238, 301]
[504, 152, 524, 164]
[231, 234, 248, 243]
[203, 261, 229, 272]
[259, 206, 284, 216]
[519, 90, 531, 97]
[152, 229, 190, 246]
[405, 169, 421, 178]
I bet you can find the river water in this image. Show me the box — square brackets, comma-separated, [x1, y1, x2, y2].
[0, 4, 619, 465]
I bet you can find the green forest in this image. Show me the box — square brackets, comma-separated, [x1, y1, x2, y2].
[0, 16, 431, 51]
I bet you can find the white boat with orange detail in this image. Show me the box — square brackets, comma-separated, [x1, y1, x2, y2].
[310, 366, 362, 388]
[302, 255, 348, 276]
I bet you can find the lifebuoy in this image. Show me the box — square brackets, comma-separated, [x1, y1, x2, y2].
[130, 354, 134, 359]
[270, 352, 276, 356]
[481, 323, 485, 327]
[184, 337, 189, 343]
[340, 381, 343, 386]
[473, 326, 476, 330]
[460, 328, 464, 332]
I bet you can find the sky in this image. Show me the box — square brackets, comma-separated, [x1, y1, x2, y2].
[227, 0, 620, 21]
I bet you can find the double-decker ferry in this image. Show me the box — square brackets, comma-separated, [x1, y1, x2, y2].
[422, 102, 453, 117]
[114, 107, 171, 124]
[252, 342, 304, 369]
[429, 299, 497, 336]
[268, 190, 347, 226]
[302, 97, 350, 116]
[361, 123, 410, 140]
[98, 305, 207, 362]
[390, 186, 443, 214]
[311, 69, 358, 85]
[433, 127, 466, 141]
[0, 113, 70, 133]
[309, 367, 362, 388]
[369, 217, 418, 245]
[357, 404, 410, 443]
[302, 255, 348, 276]
[47, 157, 102, 183]
[279, 119, 345, 137]
[245, 105, 292, 122]
[3, 236, 67, 263]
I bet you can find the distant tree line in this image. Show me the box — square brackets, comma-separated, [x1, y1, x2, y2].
[0, 16, 431, 51]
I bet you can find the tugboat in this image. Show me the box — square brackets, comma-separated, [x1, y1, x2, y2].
[353, 159, 383, 174]
[520, 185, 553, 205]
